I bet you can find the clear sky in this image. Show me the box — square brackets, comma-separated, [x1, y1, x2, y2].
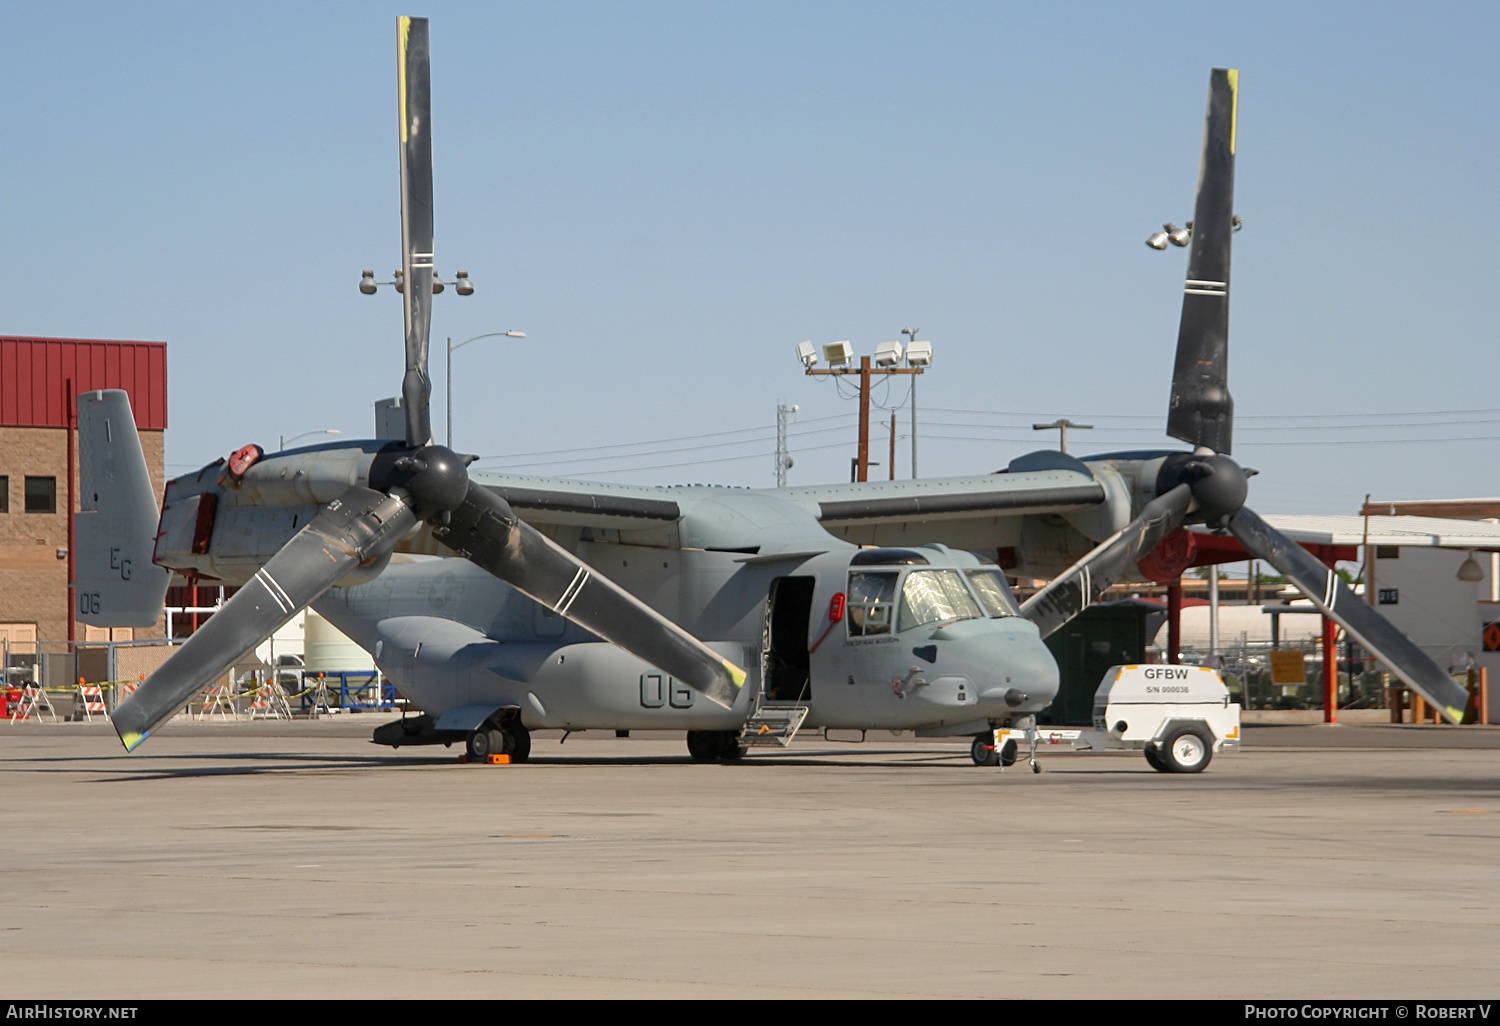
[5, 1, 1496, 515]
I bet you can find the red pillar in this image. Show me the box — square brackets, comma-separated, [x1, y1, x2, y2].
[1322, 615, 1338, 724]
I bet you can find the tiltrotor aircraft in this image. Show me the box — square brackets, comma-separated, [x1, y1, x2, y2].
[78, 25, 1471, 768]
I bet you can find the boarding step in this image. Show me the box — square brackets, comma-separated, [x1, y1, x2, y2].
[739, 703, 808, 748]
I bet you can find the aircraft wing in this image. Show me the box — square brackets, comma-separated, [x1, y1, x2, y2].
[469, 473, 683, 530]
[446, 454, 1122, 558]
[777, 453, 1118, 551]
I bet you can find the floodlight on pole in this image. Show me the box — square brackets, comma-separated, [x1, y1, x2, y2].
[873, 340, 904, 367]
[1146, 217, 1241, 250]
[448, 331, 528, 447]
[358, 268, 478, 296]
[798, 336, 929, 483]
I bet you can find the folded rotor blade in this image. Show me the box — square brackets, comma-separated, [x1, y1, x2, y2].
[438, 483, 747, 708]
[1228, 506, 1471, 724]
[1167, 67, 1238, 454]
[398, 15, 435, 448]
[1020, 483, 1193, 639]
[112, 488, 417, 750]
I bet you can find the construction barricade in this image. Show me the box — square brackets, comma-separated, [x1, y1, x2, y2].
[72, 683, 109, 721]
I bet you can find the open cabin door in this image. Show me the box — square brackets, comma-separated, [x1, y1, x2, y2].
[762, 576, 815, 701]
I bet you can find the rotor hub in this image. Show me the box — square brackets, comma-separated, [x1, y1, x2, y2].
[1156, 451, 1248, 526]
[371, 444, 471, 520]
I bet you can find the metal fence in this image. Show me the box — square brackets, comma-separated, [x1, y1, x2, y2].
[2, 636, 398, 720]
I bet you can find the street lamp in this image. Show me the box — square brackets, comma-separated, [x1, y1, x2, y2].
[279, 428, 341, 451]
[448, 331, 527, 447]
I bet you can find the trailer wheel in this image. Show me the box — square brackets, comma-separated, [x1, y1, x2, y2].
[1159, 725, 1212, 773]
[999, 738, 1018, 767]
[971, 734, 1000, 766]
[1143, 744, 1169, 772]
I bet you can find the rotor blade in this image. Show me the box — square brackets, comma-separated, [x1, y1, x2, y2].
[1020, 483, 1193, 639]
[111, 488, 417, 750]
[438, 483, 747, 708]
[398, 15, 435, 448]
[1166, 67, 1238, 454]
[1228, 506, 1471, 724]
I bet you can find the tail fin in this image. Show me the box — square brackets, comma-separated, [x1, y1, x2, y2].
[75, 389, 170, 628]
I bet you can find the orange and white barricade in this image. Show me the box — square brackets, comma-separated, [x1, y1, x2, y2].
[72, 684, 108, 722]
[196, 680, 239, 720]
[114, 676, 142, 712]
[248, 680, 292, 721]
[12, 684, 58, 722]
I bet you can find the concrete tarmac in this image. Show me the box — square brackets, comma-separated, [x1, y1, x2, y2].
[1, 718, 1497, 999]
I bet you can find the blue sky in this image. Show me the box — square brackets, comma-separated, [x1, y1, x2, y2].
[4, 2, 1497, 515]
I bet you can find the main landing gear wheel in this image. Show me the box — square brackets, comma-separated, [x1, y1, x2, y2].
[971, 734, 1000, 767]
[717, 731, 746, 761]
[686, 730, 718, 762]
[504, 721, 531, 763]
[466, 726, 511, 761]
[687, 730, 744, 762]
[1157, 725, 1213, 773]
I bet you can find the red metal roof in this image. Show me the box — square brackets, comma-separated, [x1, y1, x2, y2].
[0, 336, 167, 429]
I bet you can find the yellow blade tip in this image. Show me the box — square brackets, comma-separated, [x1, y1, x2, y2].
[724, 661, 747, 689]
[119, 730, 148, 752]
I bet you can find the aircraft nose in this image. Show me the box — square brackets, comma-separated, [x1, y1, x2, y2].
[965, 620, 1059, 713]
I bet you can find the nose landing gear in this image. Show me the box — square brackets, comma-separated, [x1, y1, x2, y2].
[969, 731, 1019, 768]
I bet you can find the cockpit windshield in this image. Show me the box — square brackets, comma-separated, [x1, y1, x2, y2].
[964, 569, 1021, 617]
[846, 570, 898, 636]
[897, 569, 982, 632]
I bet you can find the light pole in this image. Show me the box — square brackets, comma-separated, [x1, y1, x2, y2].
[798, 340, 930, 482]
[901, 327, 932, 478]
[447, 331, 526, 448]
[279, 428, 341, 451]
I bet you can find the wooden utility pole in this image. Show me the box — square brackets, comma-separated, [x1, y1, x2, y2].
[1032, 417, 1093, 453]
[804, 355, 924, 482]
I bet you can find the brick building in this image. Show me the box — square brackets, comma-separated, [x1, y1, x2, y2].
[0, 336, 168, 652]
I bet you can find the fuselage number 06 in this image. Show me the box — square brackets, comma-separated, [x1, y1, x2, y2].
[640, 673, 694, 709]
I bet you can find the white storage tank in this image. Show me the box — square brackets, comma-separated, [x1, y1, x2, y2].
[303, 610, 376, 672]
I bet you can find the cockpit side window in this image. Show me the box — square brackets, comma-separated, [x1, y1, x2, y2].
[846, 570, 898, 637]
[964, 569, 1021, 617]
[897, 569, 982, 632]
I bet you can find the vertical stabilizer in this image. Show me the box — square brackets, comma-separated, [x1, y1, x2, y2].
[75, 389, 171, 628]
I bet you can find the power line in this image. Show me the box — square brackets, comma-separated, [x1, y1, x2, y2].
[489, 438, 858, 477]
[478, 411, 855, 462]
